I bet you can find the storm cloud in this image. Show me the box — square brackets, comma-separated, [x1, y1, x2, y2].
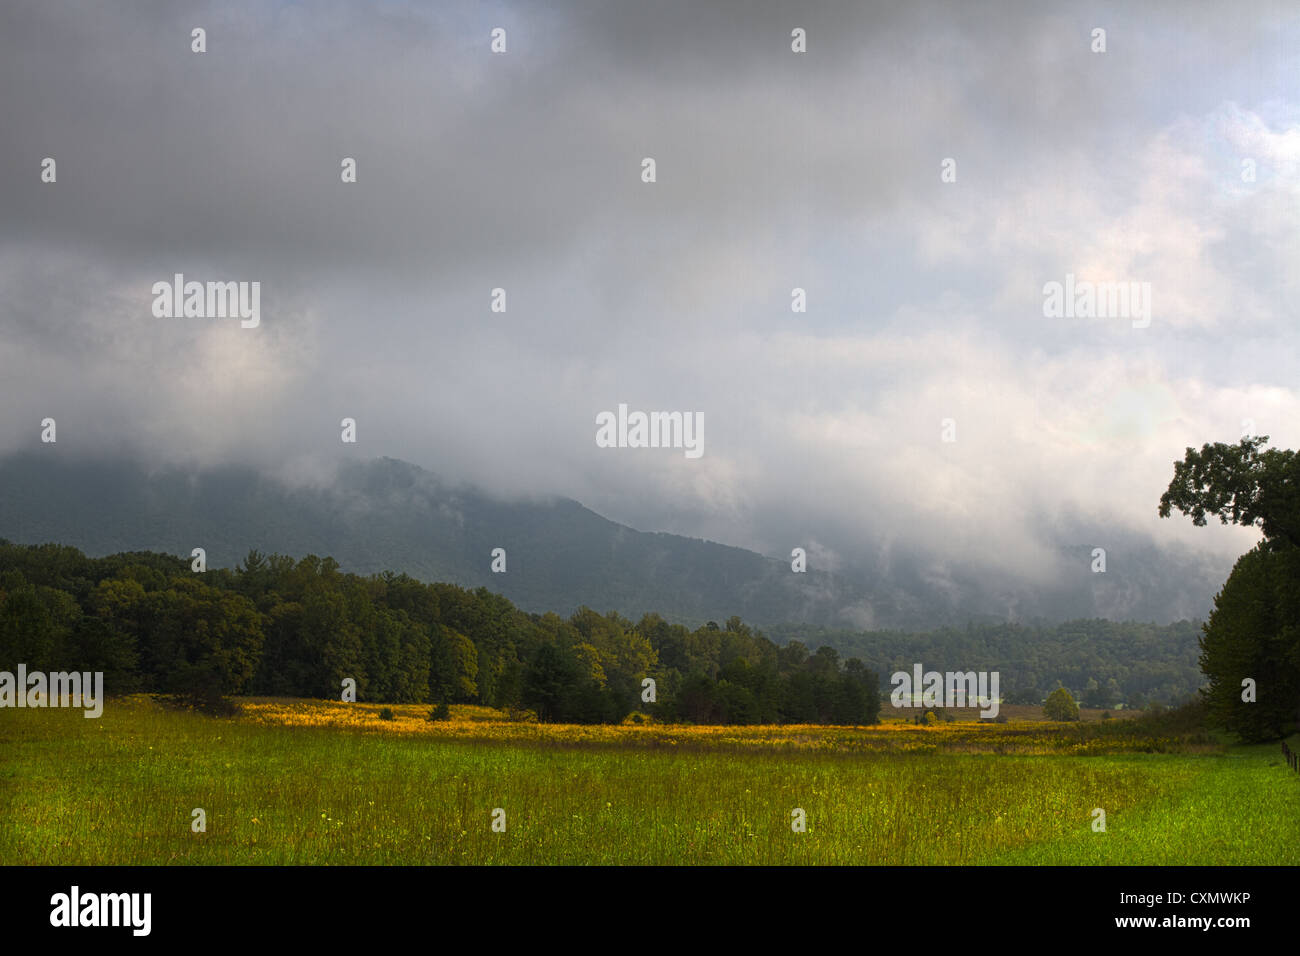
[2, 0, 1296, 619]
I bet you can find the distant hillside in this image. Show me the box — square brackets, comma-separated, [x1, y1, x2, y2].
[0, 453, 910, 629]
[0, 453, 1228, 629]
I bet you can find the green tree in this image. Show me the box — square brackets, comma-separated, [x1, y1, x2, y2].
[1103, 678, 1122, 710]
[1043, 685, 1079, 721]
[839, 658, 881, 725]
[1083, 677, 1111, 709]
[1161, 435, 1300, 738]
[0, 582, 63, 671]
[67, 616, 139, 691]
[675, 671, 723, 723]
[298, 582, 364, 699]
[1159, 435, 1300, 549]
[1199, 545, 1300, 740]
[430, 626, 478, 703]
[521, 642, 580, 722]
[145, 578, 264, 709]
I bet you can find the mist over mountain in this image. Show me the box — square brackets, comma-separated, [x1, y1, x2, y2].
[2, 2, 1291, 639]
[0, 453, 1227, 629]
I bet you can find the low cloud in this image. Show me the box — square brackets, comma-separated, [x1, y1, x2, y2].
[1, 1, 1295, 621]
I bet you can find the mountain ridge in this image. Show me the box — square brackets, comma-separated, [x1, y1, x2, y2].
[0, 453, 893, 629]
[0, 452, 1226, 629]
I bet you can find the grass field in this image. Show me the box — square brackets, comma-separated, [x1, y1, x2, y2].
[2, 696, 1297, 865]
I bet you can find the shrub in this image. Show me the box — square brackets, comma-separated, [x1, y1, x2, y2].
[378, 707, 395, 721]
[1044, 686, 1080, 722]
[427, 701, 451, 722]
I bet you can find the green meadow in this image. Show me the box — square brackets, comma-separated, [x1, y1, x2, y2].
[1, 697, 1296, 865]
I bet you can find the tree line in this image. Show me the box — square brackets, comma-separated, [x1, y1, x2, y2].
[765, 617, 1202, 711]
[0, 540, 881, 725]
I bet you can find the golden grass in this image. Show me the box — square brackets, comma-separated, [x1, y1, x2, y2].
[222, 696, 1210, 756]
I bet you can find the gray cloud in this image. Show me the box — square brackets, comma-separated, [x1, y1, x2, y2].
[2, 0, 1297, 621]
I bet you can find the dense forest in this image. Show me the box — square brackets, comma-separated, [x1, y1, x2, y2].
[0, 539, 1208, 722]
[766, 619, 1203, 710]
[0, 540, 881, 724]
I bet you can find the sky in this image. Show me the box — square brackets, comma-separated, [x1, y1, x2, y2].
[1, 0, 1297, 616]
